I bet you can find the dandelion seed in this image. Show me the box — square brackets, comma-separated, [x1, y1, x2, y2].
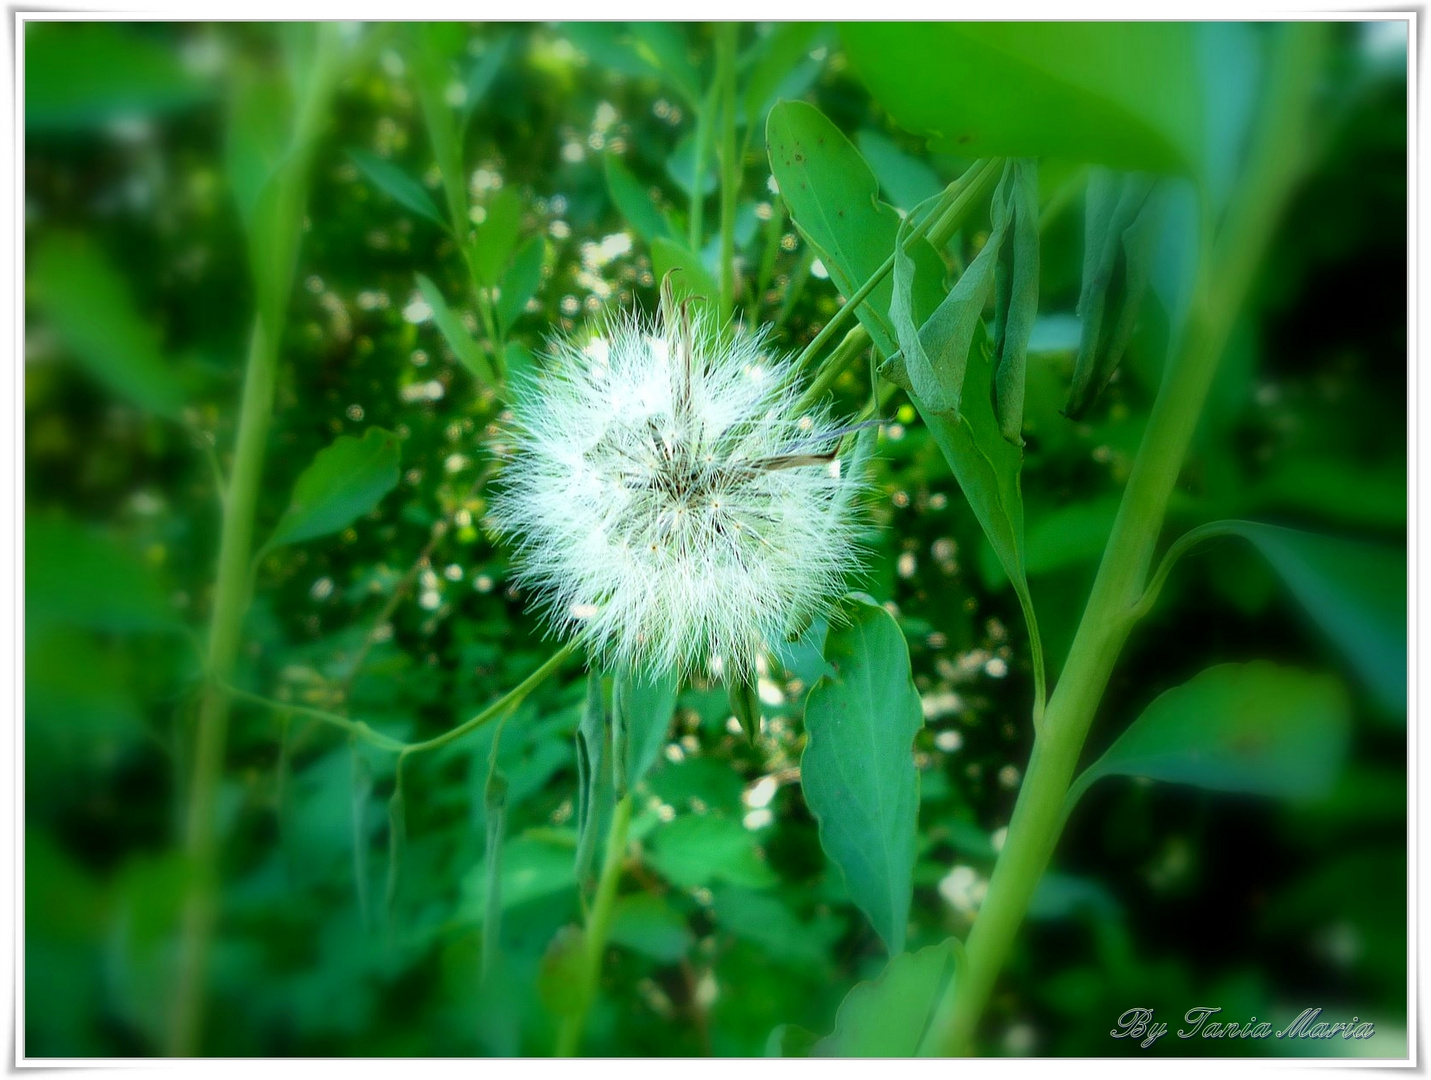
[489, 282, 870, 680]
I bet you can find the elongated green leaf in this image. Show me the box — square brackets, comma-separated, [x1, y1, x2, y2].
[471, 188, 526, 287]
[349, 148, 447, 230]
[727, 674, 761, 745]
[841, 23, 1200, 173]
[765, 100, 945, 358]
[266, 427, 401, 550]
[495, 235, 546, 335]
[613, 668, 680, 792]
[416, 273, 495, 386]
[629, 22, 701, 106]
[991, 159, 1040, 445]
[573, 673, 608, 883]
[482, 767, 509, 979]
[918, 335, 1034, 634]
[25, 23, 211, 133]
[461, 33, 512, 129]
[1066, 170, 1159, 418]
[1079, 662, 1351, 801]
[605, 154, 671, 244]
[885, 183, 1005, 416]
[802, 595, 923, 954]
[29, 234, 188, 418]
[814, 939, 960, 1056]
[1201, 523, 1406, 715]
[665, 130, 718, 200]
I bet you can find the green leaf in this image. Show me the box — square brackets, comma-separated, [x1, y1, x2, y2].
[856, 129, 942, 213]
[25, 23, 211, 133]
[814, 939, 960, 1056]
[711, 886, 835, 966]
[460, 33, 513, 128]
[1065, 170, 1160, 419]
[665, 130, 718, 200]
[416, 273, 495, 386]
[765, 100, 945, 358]
[613, 668, 680, 793]
[801, 595, 923, 954]
[460, 834, 576, 925]
[348, 148, 448, 231]
[917, 335, 1037, 662]
[266, 428, 401, 550]
[765, 1024, 819, 1058]
[1204, 523, 1406, 715]
[471, 187, 525, 288]
[608, 893, 694, 962]
[604, 154, 671, 245]
[743, 23, 822, 132]
[537, 925, 588, 1017]
[482, 766, 509, 980]
[646, 815, 777, 890]
[28, 234, 189, 418]
[727, 674, 762, 744]
[629, 22, 701, 106]
[651, 236, 719, 314]
[495, 235, 546, 336]
[26, 517, 179, 634]
[885, 184, 1004, 416]
[573, 673, 608, 884]
[1078, 662, 1351, 801]
[991, 160, 1040, 445]
[840, 23, 1200, 173]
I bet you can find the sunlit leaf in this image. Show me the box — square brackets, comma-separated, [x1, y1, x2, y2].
[802, 595, 923, 954]
[266, 427, 401, 550]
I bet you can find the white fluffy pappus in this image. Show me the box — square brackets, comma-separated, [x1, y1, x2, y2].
[488, 300, 870, 681]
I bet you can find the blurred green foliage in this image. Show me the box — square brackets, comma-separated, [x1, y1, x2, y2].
[24, 20, 1406, 1057]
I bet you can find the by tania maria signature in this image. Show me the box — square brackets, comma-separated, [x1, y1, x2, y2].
[1111, 1007, 1376, 1048]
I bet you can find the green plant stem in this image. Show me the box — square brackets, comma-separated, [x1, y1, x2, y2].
[221, 641, 577, 757]
[715, 23, 739, 320]
[925, 24, 1324, 1056]
[791, 158, 1003, 413]
[688, 81, 718, 252]
[555, 791, 634, 1057]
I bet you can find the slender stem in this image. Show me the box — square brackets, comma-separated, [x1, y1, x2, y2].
[924, 24, 1324, 1055]
[688, 81, 718, 252]
[221, 641, 577, 758]
[715, 23, 738, 320]
[554, 792, 634, 1057]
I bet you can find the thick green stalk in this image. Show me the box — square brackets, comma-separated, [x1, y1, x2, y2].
[715, 23, 739, 320]
[554, 792, 634, 1056]
[168, 31, 340, 1055]
[925, 24, 1324, 1055]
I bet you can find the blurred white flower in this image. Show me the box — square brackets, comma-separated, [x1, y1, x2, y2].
[489, 288, 868, 679]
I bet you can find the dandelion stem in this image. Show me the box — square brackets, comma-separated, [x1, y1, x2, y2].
[555, 791, 633, 1057]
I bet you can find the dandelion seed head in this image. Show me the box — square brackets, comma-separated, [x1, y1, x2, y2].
[489, 292, 869, 680]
